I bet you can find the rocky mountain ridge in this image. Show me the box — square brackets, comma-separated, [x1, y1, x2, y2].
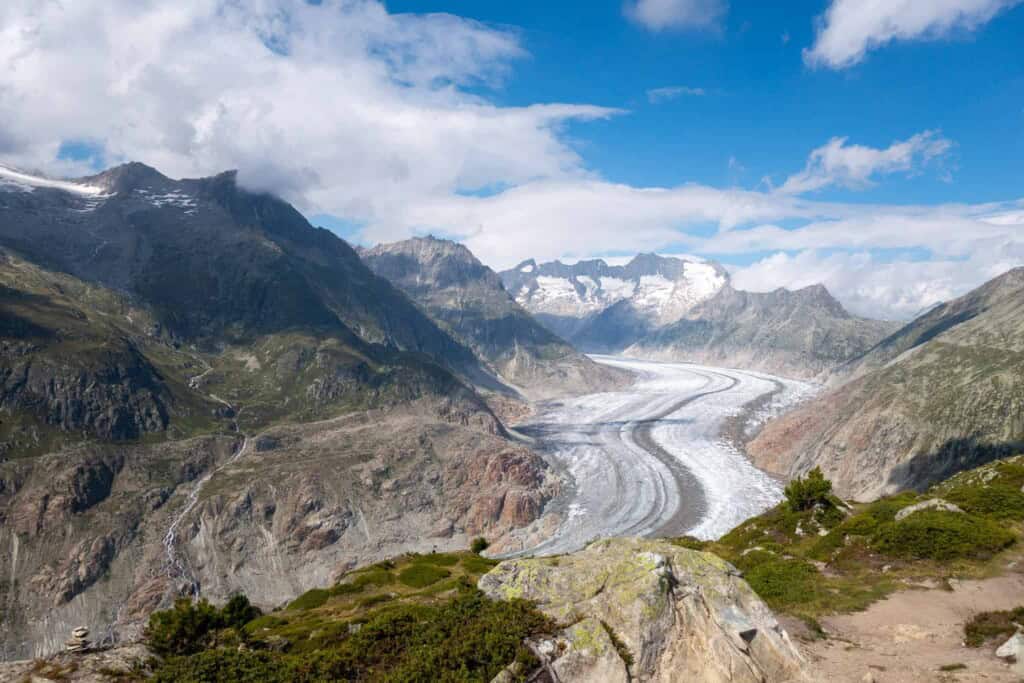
[749, 266, 1024, 499]
[361, 236, 629, 399]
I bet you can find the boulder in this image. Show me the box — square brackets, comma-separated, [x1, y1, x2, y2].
[479, 538, 812, 682]
[894, 498, 964, 522]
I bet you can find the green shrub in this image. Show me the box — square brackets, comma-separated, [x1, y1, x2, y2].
[221, 595, 261, 628]
[286, 589, 330, 611]
[357, 594, 394, 609]
[945, 483, 1024, 520]
[398, 564, 451, 588]
[741, 558, 821, 609]
[670, 536, 709, 551]
[152, 591, 556, 683]
[471, 537, 490, 554]
[145, 599, 227, 657]
[871, 511, 1015, 561]
[964, 606, 1024, 647]
[784, 468, 833, 512]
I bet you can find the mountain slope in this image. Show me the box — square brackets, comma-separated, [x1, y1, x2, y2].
[0, 164, 557, 659]
[749, 267, 1024, 499]
[629, 284, 899, 379]
[361, 237, 628, 399]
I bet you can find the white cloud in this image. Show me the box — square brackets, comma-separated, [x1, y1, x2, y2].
[778, 131, 953, 195]
[0, 1, 1020, 322]
[0, 0, 619, 217]
[647, 85, 706, 102]
[625, 0, 728, 32]
[805, 0, 1023, 69]
[732, 242, 1024, 319]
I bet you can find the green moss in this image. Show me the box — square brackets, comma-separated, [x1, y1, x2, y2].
[600, 620, 635, 667]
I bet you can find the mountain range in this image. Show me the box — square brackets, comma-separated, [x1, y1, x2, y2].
[501, 254, 898, 379]
[0, 163, 569, 658]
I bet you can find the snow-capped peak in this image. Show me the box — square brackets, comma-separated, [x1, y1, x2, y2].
[0, 165, 107, 196]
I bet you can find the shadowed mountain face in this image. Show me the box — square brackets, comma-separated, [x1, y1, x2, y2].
[749, 267, 1024, 500]
[0, 165, 557, 660]
[361, 237, 629, 399]
[0, 163, 488, 378]
[501, 255, 896, 379]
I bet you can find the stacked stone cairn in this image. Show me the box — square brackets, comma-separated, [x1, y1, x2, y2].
[65, 626, 91, 653]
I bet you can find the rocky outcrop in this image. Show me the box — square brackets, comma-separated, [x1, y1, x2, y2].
[361, 237, 629, 399]
[479, 538, 811, 682]
[749, 267, 1024, 499]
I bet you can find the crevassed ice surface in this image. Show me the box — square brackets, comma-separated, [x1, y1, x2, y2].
[509, 356, 816, 557]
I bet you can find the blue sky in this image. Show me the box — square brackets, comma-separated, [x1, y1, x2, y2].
[1, 0, 1022, 318]
[383, 0, 1023, 204]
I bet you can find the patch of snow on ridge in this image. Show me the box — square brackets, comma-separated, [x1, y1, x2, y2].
[599, 276, 635, 300]
[520, 263, 535, 273]
[683, 262, 727, 299]
[135, 188, 198, 214]
[0, 165, 106, 196]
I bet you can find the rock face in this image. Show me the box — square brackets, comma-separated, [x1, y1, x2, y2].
[0, 165, 562, 660]
[749, 267, 1024, 500]
[501, 255, 895, 379]
[361, 237, 629, 399]
[479, 538, 811, 682]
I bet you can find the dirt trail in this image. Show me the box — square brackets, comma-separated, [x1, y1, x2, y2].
[802, 569, 1024, 682]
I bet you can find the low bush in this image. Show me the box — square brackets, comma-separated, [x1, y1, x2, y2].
[146, 595, 262, 657]
[870, 510, 1015, 561]
[461, 554, 500, 575]
[738, 557, 821, 610]
[398, 564, 451, 588]
[471, 537, 490, 554]
[152, 591, 556, 683]
[411, 552, 461, 567]
[286, 589, 330, 611]
[964, 606, 1024, 647]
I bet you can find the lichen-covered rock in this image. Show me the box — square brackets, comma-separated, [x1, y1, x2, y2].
[479, 537, 812, 682]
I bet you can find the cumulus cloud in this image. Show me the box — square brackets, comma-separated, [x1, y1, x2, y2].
[624, 0, 728, 32]
[732, 241, 1024, 319]
[805, 0, 1023, 69]
[0, 1, 1020, 321]
[0, 0, 619, 217]
[778, 131, 953, 195]
[647, 86, 707, 102]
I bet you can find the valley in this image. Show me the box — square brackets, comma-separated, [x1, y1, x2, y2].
[506, 356, 816, 556]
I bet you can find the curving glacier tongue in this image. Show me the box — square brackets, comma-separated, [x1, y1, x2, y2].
[506, 356, 816, 556]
